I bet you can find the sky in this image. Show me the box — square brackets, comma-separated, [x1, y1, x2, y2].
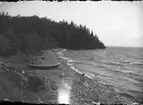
[0, 1, 142, 47]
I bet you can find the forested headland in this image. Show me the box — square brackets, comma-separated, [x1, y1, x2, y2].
[0, 12, 106, 57]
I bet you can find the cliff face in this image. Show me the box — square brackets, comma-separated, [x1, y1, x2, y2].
[0, 13, 106, 57]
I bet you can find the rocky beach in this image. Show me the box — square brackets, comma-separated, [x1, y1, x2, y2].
[0, 2, 142, 105]
[0, 49, 137, 105]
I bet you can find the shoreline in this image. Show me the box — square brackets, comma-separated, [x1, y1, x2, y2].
[56, 49, 95, 79]
[53, 49, 136, 104]
[60, 49, 143, 104]
[0, 48, 140, 104]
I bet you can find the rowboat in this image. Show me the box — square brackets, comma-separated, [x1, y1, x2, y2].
[26, 62, 60, 70]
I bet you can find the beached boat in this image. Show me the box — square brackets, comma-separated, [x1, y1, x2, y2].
[26, 62, 61, 70]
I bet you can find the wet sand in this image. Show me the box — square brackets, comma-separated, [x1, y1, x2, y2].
[0, 49, 136, 104]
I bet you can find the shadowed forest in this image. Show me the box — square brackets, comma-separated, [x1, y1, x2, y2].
[0, 12, 106, 57]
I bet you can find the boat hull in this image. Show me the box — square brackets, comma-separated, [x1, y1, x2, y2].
[26, 63, 60, 70]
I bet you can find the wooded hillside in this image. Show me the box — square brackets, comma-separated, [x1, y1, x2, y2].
[0, 13, 106, 57]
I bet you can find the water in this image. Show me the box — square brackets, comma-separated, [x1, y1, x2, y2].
[62, 47, 143, 103]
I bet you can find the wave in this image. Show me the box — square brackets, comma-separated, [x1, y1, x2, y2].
[63, 57, 143, 78]
[62, 48, 143, 104]
[106, 62, 123, 66]
[135, 56, 143, 60]
[132, 63, 143, 68]
[57, 50, 95, 80]
[120, 70, 142, 76]
[129, 61, 143, 65]
[67, 63, 95, 79]
[133, 78, 143, 83]
[59, 56, 70, 60]
[104, 68, 143, 78]
[67, 59, 80, 63]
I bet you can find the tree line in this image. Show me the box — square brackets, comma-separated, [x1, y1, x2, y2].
[0, 12, 106, 57]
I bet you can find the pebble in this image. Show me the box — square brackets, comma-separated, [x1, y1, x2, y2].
[92, 101, 100, 105]
[4, 98, 10, 101]
[22, 70, 25, 74]
[132, 102, 139, 105]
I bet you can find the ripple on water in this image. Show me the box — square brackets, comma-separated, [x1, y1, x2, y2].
[59, 48, 143, 104]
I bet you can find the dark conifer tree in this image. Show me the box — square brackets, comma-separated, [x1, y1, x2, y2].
[0, 13, 106, 57]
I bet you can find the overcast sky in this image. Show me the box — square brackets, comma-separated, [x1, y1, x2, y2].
[0, 1, 142, 47]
